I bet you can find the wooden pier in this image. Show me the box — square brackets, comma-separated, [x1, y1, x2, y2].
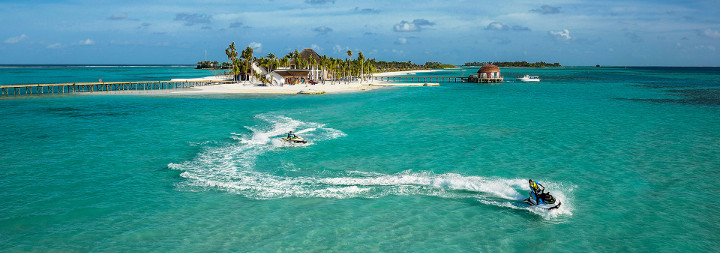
[373, 76, 503, 83]
[374, 76, 468, 83]
[0, 80, 233, 96]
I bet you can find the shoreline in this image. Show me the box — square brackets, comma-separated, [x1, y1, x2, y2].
[372, 69, 439, 77]
[0, 69, 443, 97]
[164, 69, 441, 95]
[169, 81, 379, 95]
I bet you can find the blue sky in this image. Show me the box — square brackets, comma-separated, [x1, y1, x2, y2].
[1, 0, 719, 66]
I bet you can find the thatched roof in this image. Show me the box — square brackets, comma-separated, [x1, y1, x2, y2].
[478, 64, 500, 73]
[299, 49, 321, 61]
[289, 48, 322, 67]
[273, 69, 311, 78]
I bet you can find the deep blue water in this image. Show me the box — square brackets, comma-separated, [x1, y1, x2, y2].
[1, 66, 719, 252]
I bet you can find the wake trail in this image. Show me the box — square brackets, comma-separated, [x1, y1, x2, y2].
[168, 113, 573, 219]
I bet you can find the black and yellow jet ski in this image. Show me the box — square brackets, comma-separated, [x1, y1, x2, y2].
[281, 135, 307, 144]
[523, 179, 561, 210]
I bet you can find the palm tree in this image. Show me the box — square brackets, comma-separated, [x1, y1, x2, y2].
[319, 55, 328, 84]
[330, 58, 338, 85]
[241, 46, 254, 81]
[368, 59, 377, 81]
[346, 50, 352, 83]
[233, 59, 244, 82]
[341, 61, 348, 84]
[357, 51, 364, 83]
[292, 49, 300, 69]
[225, 42, 238, 81]
[267, 53, 276, 72]
[280, 56, 289, 68]
[309, 56, 317, 80]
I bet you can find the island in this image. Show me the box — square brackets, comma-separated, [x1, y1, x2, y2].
[463, 61, 562, 68]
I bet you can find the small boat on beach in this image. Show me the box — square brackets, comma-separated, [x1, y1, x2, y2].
[516, 75, 540, 82]
[297, 90, 325, 95]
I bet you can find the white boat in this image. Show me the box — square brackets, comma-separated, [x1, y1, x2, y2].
[516, 75, 540, 82]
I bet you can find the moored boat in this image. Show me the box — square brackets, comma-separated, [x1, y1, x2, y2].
[516, 75, 540, 82]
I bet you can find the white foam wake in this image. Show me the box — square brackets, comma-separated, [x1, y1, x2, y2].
[168, 113, 573, 218]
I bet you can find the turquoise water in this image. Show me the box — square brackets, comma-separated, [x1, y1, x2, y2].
[1, 66, 719, 251]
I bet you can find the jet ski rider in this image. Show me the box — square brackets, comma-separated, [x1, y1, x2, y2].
[531, 180, 555, 204]
[287, 131, 296, 139]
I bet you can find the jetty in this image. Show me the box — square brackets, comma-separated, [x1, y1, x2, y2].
[372, 64, 505, 84]
[374, 76, 466, 83]
[0, 80, 233, 96]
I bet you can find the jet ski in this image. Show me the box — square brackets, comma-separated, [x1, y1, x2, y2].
[281, 135, 307, 144]
[523, 179, 561, 210]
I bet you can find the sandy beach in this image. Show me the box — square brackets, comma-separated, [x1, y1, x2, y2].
[169, 81, 378, 95]
[167, 69, 441, 95]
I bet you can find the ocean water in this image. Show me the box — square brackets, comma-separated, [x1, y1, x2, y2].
[1, 66, 719, 252]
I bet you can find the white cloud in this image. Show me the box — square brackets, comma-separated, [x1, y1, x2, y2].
[485, 22, 508, 31]
[394, 22, 416, 32]
[395, 37, 408, 44]
[333, 44, 350, 54]
[77, 39, 95, 45]
[5, 34, 28, 44]
[249, 42, 262, 53]
[393, 19, 435, 32]
[702, 29, 720, 38]
[313, 26, 333, 35]
[311, 44, 322, 52]
[46, 43, 62, 49]
[549, 29, 571, 41]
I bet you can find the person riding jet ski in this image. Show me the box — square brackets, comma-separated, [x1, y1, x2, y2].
[282, 131, 307, 144]
[523, 179, 561, 209]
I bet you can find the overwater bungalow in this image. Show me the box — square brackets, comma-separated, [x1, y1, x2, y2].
[467, 64, 503, 83]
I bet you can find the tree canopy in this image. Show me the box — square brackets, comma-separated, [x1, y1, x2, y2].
[463, 61, 562, 67]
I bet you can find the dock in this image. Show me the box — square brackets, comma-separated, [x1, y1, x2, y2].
[374, 76, 467, 83]
[373, 76, 503, 83]
[0, 80, 233, 96]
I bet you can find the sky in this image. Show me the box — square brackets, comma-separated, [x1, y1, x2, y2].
[1, 0, 719, 66]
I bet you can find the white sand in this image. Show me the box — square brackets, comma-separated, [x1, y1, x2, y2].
[170, 81, 379, 95]
[163, 70, 440, 95]
[372, 69, 438, 77]
[170, 75, 234, 82]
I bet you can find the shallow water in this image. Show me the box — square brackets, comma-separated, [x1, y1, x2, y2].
[1, 66, 719, 251]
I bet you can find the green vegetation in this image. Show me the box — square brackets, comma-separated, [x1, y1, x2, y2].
[424, 62, 457, 69]
[209, 42, 458, 84]
[463, 61, 562, 67]
[195, 61, 220, 69]
[223, 42, 256, 81]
